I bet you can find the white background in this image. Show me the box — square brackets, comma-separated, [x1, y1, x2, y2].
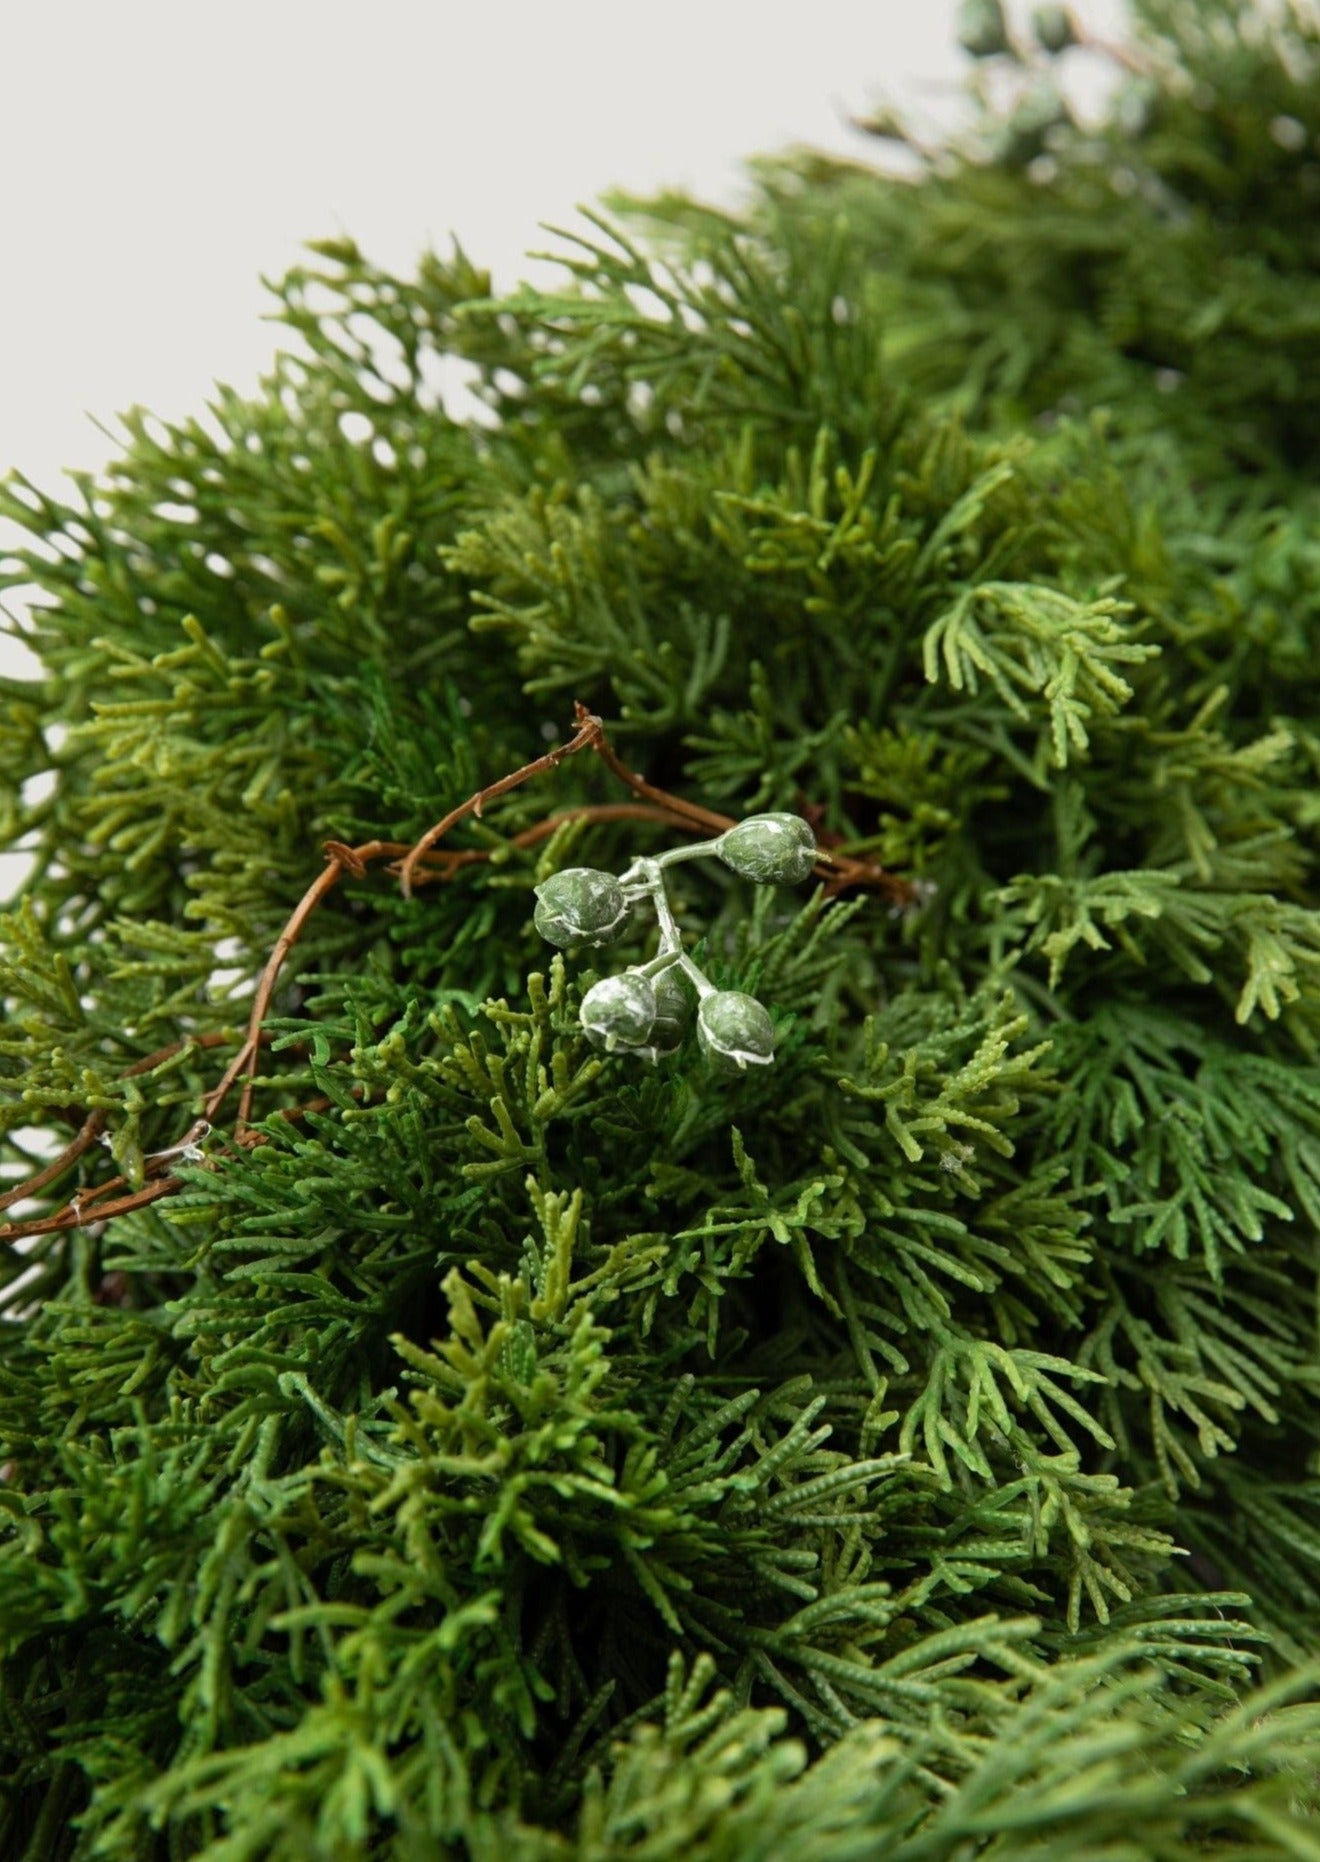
[0, 0, 1126, 686]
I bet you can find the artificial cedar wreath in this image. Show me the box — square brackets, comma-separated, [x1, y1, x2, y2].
[2, 1, 1320, 1856]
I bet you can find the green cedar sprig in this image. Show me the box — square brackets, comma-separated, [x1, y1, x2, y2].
[0, 1, 1319, 1855]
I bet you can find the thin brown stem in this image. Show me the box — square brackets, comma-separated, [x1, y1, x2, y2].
[1071, 17, 1151, 75]
[10, 1176, 184, 1241]
[2, 705, 914, 1248]
[576, 701, 735, 837]
[387, 802, 691, 885]
[397, 712, 605, 901]
[219, 865, 338, 1131]
[211, 841, 399, 1133]
[571, 703, 914, 904]
[0, 1030, 247, 1220]
[0, 1114, 107, 1217]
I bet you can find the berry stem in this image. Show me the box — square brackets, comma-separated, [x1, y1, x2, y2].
[632, 947, 684, 981]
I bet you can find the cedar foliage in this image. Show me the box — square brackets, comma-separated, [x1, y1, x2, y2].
[3, 0, 1320, 1853]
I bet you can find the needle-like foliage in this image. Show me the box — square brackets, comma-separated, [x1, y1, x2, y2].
[3, 1, 1320, 1855]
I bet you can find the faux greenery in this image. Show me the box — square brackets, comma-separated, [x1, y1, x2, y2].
[538, 812, 821, 1066]
[4, 0, 1320, 1854]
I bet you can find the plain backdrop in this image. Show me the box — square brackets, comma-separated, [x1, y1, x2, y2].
[0, 0, 1126, 690]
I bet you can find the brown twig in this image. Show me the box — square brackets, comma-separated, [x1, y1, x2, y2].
[1, 706, 914, 1248]
[0, 1030, 253, 1230]
[0, 1114, 108, 1218]
[1069, 16, 1152, 77]
[397, 711, 606, 901]
[387, 803, 695, 885]
[574, 702, 915, 906]
[221, 856, 354, 1133]
[222, 722, 623, 1130]
[9, 1175, 185, 1242]
[574, 702, 737, 838]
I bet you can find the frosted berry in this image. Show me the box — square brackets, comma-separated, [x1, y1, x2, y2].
[1007, 81, 1068, 155]
[647, 969, 692, 1054]
[1031, 4, 1075, 53]
[716, 813, 817, 886]
[580, 973, 657, 1051]
[958, 0, 1011, 59]
[533, 867, 629, 948]
[697, 990, 776, 1071]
